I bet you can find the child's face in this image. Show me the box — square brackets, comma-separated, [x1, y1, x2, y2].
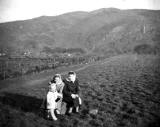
[68, 74, 76, 82]
[50, 84, 56, 92]
[55, 77, 61, 84]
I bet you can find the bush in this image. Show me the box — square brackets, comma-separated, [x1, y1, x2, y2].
[134, 44, 158, 54]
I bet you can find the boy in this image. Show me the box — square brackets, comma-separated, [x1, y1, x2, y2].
[63, 71, 82, 114]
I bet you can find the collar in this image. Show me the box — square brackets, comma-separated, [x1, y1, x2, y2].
[66, 78, 75, 83]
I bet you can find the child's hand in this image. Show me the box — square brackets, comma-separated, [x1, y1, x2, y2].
[71, 94, 76, 99]
[58, 93, 63, 98]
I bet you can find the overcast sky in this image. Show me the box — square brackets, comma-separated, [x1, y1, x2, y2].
[0, 0, 160, 23]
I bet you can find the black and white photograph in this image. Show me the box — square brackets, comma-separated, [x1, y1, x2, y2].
[0, 0, 160, 126]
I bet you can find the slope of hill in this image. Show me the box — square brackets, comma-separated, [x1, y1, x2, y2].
[0, 54, 160, 127]
[0, 8, 160, 57]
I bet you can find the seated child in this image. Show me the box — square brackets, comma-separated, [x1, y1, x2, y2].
[63, 71, 82, 114]
[47, 83, 62, 121]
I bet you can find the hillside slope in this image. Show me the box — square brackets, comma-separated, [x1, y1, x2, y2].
[0, 8, 160, 57]
[0, 54, 160, 127]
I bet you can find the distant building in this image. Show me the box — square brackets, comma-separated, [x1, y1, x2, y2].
[23, 50, 31, 56]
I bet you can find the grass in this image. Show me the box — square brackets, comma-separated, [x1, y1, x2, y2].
[0, 54, 160, 127]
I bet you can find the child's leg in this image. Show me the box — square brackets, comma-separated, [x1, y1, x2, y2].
[61, 102, 67, 115]
[55, 109, 60, 114]
[50, 109, 57, 121]
[73, 97, 80, 113]
[68, 107, 73, 113]
[47, 110, 50, 118]
[56, 100, 62, 114]
[78, 97, 82, 110]
[76, 106, 79, 112]
[78, 97, 82, 105]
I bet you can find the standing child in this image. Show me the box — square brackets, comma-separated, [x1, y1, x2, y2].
[47, 83, 62, 120]
[49, 74, 65, 114]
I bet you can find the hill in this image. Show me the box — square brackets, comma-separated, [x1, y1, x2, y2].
[0, 8, 160, 57]
[0, 54, 160, 127]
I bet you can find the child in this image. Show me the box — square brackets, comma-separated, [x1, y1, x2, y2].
[63, 71, 82, 114]
[49, 74, 65, 114]
[47, 83, 62, 120]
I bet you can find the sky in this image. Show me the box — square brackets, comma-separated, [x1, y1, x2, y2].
[0, 0, 160, 23]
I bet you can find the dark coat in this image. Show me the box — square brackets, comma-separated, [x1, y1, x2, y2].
[62, 78, 80, 106]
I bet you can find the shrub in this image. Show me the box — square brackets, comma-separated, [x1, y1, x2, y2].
[134, 44, 157, 54]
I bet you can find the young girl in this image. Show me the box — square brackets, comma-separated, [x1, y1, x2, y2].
[49, 74, 65, 114]
[47, 83, 62, 121]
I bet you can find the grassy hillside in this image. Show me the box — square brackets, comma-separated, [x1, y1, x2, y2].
[0, 54, 160, 127]
[0, 8, 160, 57]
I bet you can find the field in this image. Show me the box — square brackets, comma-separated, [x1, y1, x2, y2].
[0, 55, 102, 80]
[0, 54, 160, 127]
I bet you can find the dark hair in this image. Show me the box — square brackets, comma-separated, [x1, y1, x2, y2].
[50, 74, 62, 83]
[68, 71, 76, 75]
